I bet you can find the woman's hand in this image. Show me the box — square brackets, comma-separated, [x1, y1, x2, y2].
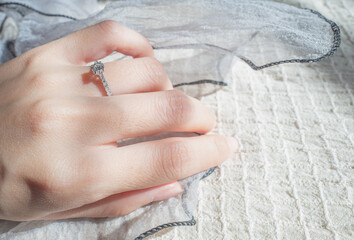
[0, 20, 238, 221]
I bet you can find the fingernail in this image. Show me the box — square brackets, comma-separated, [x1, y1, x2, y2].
[226, 136, 239, 153]
[153, 182, 184, 202]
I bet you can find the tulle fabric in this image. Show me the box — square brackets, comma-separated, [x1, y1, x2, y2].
[0, 0, 339, 239]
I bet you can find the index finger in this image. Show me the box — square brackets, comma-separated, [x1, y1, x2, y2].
[55, 20, 154, 65]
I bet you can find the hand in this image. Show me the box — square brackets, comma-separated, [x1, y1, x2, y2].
[0, 20, 238, 221]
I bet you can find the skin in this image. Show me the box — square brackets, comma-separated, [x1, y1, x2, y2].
[0, 20, 238, 221]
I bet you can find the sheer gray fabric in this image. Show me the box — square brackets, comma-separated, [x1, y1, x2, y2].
[0, 0, 339, 239]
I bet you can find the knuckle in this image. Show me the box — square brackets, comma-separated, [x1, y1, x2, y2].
[97, 20, 121, 34]
[23, 49, 46, 70]
[157, 90, 192, 125]
[27, 99, 70, 135]
[28, 100, 56, 134]
[95, 20, 125, 53]
[96, 20, 122, 45]
[139, 57, 168, 88]
[157, 140, 191, 180]
[24, 164, 74, 210]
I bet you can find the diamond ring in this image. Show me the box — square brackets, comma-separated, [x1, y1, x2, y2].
[91, 61, 112, 96]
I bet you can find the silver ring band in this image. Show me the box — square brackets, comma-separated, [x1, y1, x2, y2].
[91, 61, 112, 96]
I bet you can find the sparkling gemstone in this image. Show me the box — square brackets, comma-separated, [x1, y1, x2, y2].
[92, 61, 104, 74]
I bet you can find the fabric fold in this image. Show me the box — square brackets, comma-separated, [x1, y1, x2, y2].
[0, 0, 340, 239]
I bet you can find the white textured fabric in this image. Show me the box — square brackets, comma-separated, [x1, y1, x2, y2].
[152, 0, 354, 239]
[0, 0, 352, 239]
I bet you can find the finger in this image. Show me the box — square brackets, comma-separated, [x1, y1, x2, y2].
[77, 57, 173, 96]
[83, 90, 215, 144]
[87, 135, 238, 199]
[44, 182, 183, 219]
[56, 20, 154, 65]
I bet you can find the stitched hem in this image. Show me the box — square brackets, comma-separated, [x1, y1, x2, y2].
[0, 2, 341, 240]
[134, 167, 217, 240]
[173, 79, 227, 88]
[238, 9, 341, 70]
[0, 2, 78, 20]
[153, 9, 340, 71]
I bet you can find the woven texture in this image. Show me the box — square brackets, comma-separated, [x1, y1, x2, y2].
[0, 0, 352, 239]
[148, 0, 354, 239]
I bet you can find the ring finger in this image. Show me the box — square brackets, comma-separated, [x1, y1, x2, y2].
[64, 57, 172, 97]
